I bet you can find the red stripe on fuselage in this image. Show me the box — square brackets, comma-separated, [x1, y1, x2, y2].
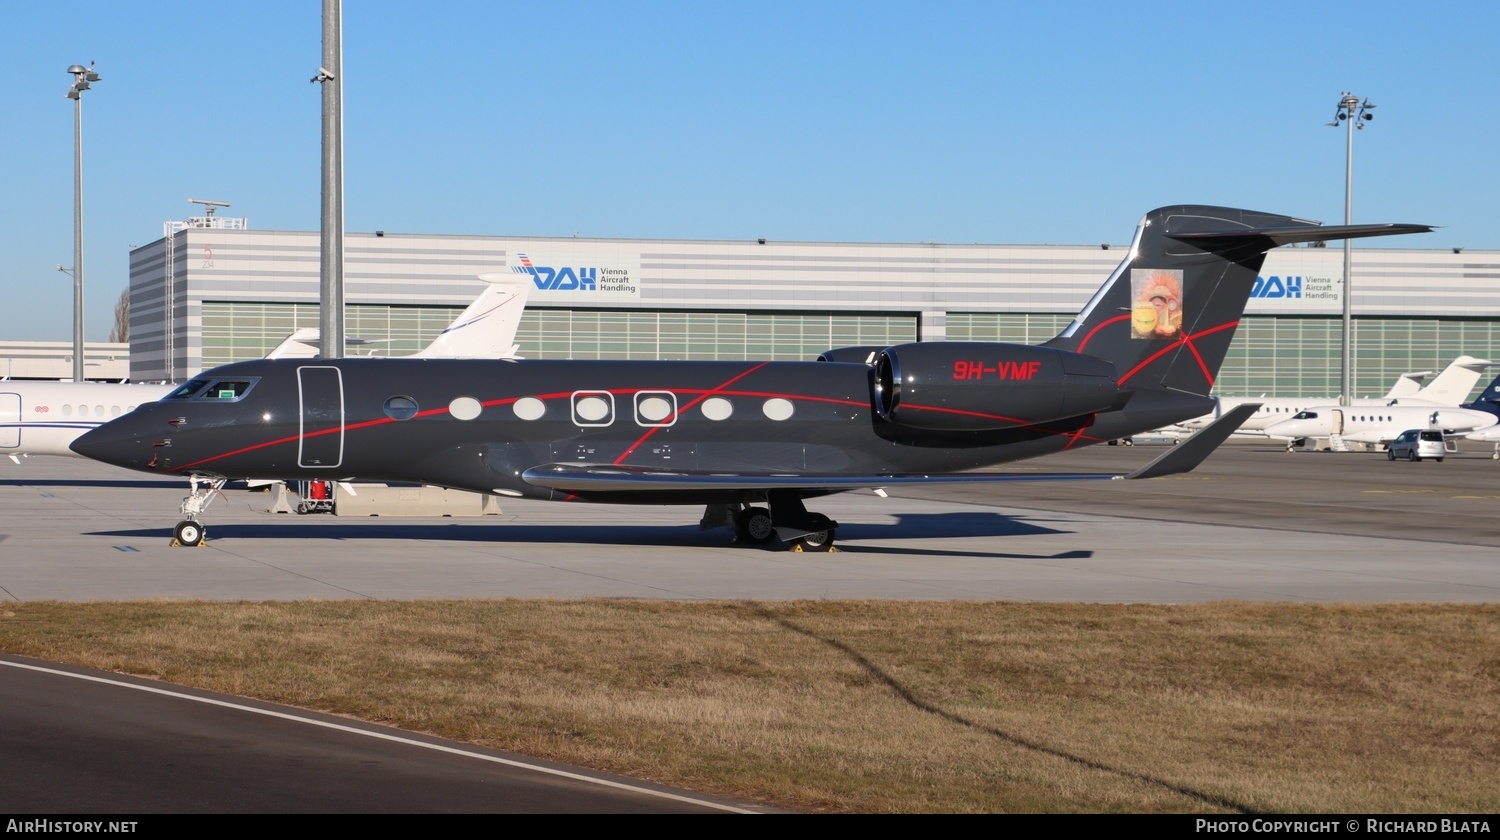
[613, 362, 770, 464]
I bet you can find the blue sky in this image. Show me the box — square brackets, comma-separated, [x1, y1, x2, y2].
[1, 1, 1495, 341]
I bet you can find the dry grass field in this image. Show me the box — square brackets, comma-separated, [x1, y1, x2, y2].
[2, 599, 1497, 813]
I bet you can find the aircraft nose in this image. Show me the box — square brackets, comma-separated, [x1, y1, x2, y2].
[1265, 420, 1303, 439]
[71, 413, 159, 470]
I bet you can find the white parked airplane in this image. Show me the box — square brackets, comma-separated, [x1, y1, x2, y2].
[1, 274, 528, 462]
[1264, 404, 1499, 449]
[1170, 355, 1499, 436]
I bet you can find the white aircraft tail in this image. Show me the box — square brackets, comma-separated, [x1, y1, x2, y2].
[1407, 356, 1498, 406]
[1382, 370, 1432, 399]
[411, 274, 529, 359]
[264, 328, 324, 360]
[263, 275, 529, 361]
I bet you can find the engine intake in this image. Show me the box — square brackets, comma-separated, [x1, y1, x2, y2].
[874, 342, 1124, 431]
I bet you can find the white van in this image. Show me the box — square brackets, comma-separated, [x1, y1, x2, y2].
[1386, 429, 1447, 462]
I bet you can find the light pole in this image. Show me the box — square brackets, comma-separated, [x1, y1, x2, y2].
[66, 62, 100, 383]
[312, 0, 344, 360]
[1328, 92, 1374, 405]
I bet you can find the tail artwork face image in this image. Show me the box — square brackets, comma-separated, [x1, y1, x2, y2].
[71, 206, 1430, 548]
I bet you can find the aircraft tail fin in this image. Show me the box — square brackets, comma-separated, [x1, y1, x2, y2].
[1465, 370, 1500, 409]
[1045, 205, 1431, 398]
[1409, 355, 1498, 406]
[412, 274, 530, 359]
[264, 328, 323, 360]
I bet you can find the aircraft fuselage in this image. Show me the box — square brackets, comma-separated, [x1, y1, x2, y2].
[72, 356, 1208, 504]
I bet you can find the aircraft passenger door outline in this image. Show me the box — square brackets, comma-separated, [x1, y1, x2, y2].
[1331, 409, 1344, 435]
[0, 392, 20, 448]
[297, 366, 344, 468]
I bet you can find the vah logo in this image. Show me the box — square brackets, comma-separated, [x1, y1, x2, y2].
[1251, 275, 1302, 298]
[512, 253, 597, 291]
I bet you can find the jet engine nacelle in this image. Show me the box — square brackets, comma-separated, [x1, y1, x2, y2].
[873, 342, 1124, 431]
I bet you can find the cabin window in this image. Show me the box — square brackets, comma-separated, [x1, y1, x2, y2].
[513, 397, 545, 421]
[449, 396, 482, 421]
[762, 398, 795, 421]
[383, 396, 419, 421]
[61, 404, 72, 417]
[571, 391, 615, 427]
[634, 392, 678, 428]
[701, 397, 733, 421]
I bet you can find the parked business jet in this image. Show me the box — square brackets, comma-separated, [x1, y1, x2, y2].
[1, 275, 528, 463]
[1264, 404, 1498, 450]
[70, 205, 1431, 548]
[1171, 355, 1498, 436]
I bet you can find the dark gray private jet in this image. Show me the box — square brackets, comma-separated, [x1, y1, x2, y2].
[73, 206, 1429, 549]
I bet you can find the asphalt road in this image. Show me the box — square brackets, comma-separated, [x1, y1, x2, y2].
[0, 655, 767, 813]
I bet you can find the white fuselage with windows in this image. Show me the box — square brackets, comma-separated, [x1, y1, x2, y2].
[1, 274, 531, 464]
[0, 380, 174, 462]
[1264, 404, 1498, 445]
[1172, 355, 1497, 437]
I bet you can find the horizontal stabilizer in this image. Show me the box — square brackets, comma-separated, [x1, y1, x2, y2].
[1124, 403, 1259, 480]
[1170, 222, 1433, 248]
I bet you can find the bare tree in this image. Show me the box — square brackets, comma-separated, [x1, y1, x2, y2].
[109, 288, 130, 343]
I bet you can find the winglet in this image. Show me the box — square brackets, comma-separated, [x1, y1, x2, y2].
[1124, 402, 1260, 480]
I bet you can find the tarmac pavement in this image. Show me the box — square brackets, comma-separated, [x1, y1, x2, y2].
[2, 441, 1496, 603]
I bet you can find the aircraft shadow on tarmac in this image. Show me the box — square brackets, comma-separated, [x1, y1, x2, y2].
[86, 511, 1089, 559]
[0, 478, 184, 489]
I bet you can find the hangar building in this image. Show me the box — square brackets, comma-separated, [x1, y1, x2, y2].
[126, 215, 1500, 400]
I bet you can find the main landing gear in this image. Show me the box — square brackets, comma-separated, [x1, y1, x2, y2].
[173, 473, 228, 547]
[718, 493, 840, 552]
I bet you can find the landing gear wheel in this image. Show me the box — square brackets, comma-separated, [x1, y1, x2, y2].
[735, 507, 775, 545]
[793, 529, 837, 552]
[174, 520, 204, 547]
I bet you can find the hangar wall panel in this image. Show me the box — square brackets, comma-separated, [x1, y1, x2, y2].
[128, 227, 1499, 400]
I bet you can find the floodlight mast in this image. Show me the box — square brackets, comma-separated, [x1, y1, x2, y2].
[66, 62, 100, 382]
[1328, 92, 1375, 406]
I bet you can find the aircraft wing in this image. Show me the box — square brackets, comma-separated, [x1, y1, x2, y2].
[521, 404, 1261, 494]
[521, 465, 1122, 493]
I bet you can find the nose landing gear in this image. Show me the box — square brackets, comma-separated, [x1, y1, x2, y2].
[173, 474, 228, 547]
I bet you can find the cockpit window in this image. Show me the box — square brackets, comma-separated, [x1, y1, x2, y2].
[166, 379, 211, 400]
[199, 379, 257, 401]
[1291, 411, 1318, 420]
